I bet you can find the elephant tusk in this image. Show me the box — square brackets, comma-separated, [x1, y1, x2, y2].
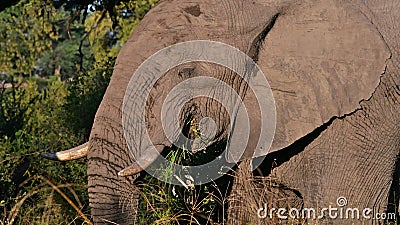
[41, 142, 89, 161]
[118, 144, 165, 177]
[118, 162, 143, 177]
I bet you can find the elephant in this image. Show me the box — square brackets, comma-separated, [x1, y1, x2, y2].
[42, 0, 400, 224]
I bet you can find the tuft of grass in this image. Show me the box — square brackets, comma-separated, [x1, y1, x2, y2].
[137, 129, 232, 225]
[1, 175, 90, 225]
[137, 174, 230, 225]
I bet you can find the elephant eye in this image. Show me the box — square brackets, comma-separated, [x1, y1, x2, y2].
[178, 67, 195, 78]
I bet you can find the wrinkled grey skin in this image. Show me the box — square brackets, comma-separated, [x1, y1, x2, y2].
[87, 0, 400, 224]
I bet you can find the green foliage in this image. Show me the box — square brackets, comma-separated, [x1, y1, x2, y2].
[0, 0, 241, 224]
[64, 58, 114, 138]
[67, 0, 160, 137]
[116, 0, 159, 44]
[0, 80, 88, 224]
[84, 0, 158, 64]
[137, 142, 232, 225]
[37, 39, 81, 80]
[0, 0, 57, 77]
[0, 78, 38, 139]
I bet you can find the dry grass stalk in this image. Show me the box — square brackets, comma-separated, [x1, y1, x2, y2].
[6, 175, 90, 225]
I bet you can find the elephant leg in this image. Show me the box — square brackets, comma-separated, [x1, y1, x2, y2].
[271, 62, 400, 224]
[227, 159, 303, 224]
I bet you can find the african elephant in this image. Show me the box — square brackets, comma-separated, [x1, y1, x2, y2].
[43, 0, 400, 224]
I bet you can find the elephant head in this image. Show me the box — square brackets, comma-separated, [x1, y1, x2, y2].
[43, 0, 400, 224]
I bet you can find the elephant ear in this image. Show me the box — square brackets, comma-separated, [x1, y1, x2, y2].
[251, 0, 390, 157]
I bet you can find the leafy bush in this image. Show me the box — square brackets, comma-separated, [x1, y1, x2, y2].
[0, 80, 89, 224]
[0, 1, 240, 224]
